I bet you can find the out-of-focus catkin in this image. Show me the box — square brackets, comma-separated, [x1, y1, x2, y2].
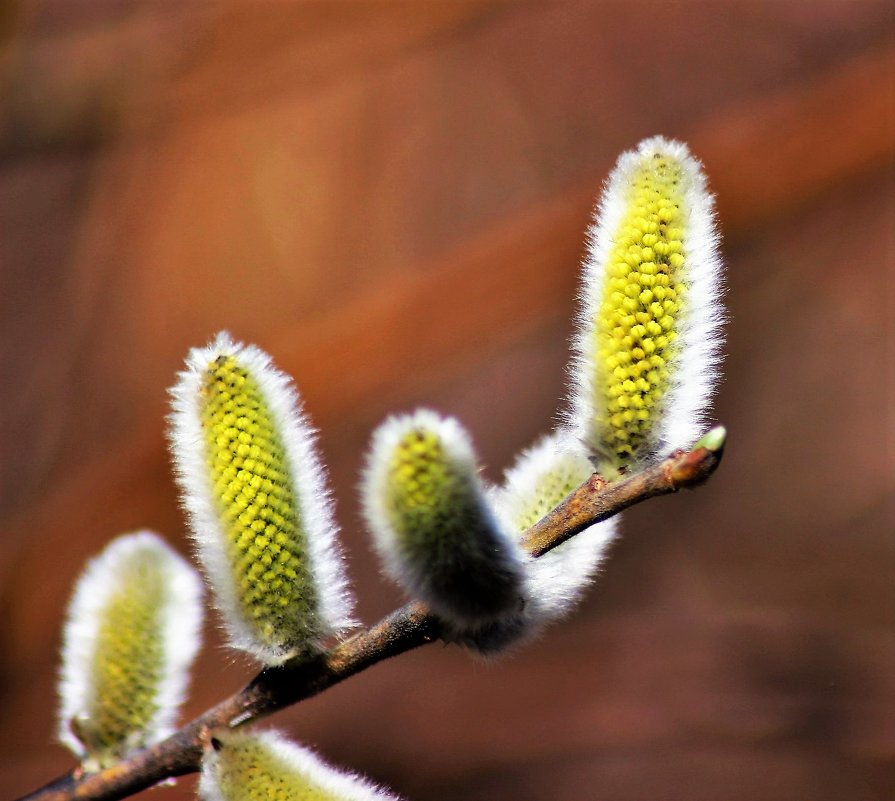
[58, 532, 202, 769]
[362, 409, 526, 628]
[200, 730, 400, 801]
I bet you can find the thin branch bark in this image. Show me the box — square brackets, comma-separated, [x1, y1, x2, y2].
[17, 435, 724, 801]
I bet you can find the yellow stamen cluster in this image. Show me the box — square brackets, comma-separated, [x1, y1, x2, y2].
[365, 412, 524, 625]
[386, 428, 465, 540]
[201, 356, 316, 657]
[509, 452, 593, 533]
[78, 554, 165, 761]
[595, 154, 687, 467]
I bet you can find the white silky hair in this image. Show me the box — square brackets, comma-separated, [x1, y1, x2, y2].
[501, 431, 618, 621]
[360, 408, 527, 627]
[465, 431, 618, 654]
[168, 332, 355, 665]
[57, 531, 203, 758]
[570, 135, 725, 465]
[199, 729, 401, 801]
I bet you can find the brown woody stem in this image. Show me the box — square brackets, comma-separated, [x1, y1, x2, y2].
[16, 434, 723, 801]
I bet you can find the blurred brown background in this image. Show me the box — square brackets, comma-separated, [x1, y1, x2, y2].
[1, 2, 893, 799]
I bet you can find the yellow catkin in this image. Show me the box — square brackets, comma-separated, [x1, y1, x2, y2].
[364, 411, 525, 626]
[203, 731, 395, 801]
[386, 428, 464, 542]
[200, 355, 316, 656]
[594, 154, 687, 467]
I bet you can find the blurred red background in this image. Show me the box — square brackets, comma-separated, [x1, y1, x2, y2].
[1, 2, 893, 799]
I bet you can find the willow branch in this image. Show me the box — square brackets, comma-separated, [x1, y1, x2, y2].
[17, 430, 724, 801]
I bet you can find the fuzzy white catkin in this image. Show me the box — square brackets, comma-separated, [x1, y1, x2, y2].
[168, 332, 355, 665]
[200, 729, 400, 801]
[570, 135, 724, 475]
[361, 409, 527, 628]
[463, 431, 618, 654]
[58, 531, 203, 768]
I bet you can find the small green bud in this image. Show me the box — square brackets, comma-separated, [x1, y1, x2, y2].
[693, 424, 727, 453]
